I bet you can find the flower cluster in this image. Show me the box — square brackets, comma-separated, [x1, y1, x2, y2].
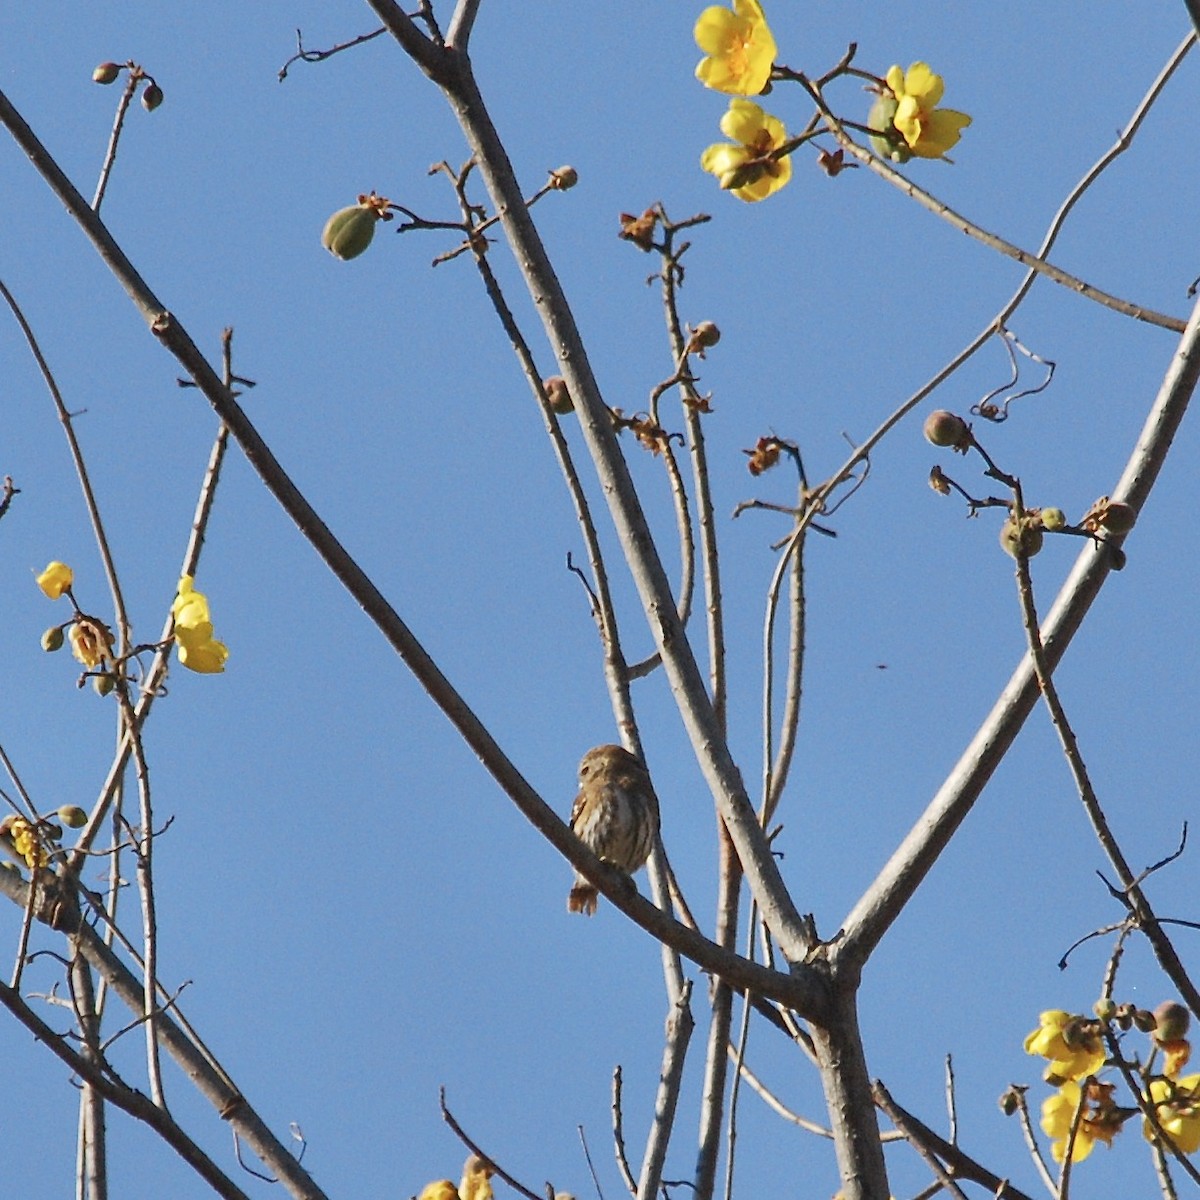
[36, 561, 229, 680]
[0, 815, 49, 870]
[1020, 1002, 1199, 1164]
[172, 576, 229, 674]
[694, 4, 972, 201]
[694, 2, 790, 202]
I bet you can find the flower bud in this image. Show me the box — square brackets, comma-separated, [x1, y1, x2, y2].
[1000, 516, 1043, 559]
[321, 204, 379, 261]
[57, 805, 88, 829]
[549, 166, 578, 190]
[691, 321, 721, 349]
[923, 410, 970, 450]
[867, 94, 911, 163]
[92, 673, 115, 697]
[1153, 1001, 1190, 1044]
[1040, 507, 1066, 531]
[1093, 997, 1116, 1021]
[543, 375, 573, 415]
[93, 62, 121, 85]
[141, 82, 164, 112]
[998, 1086, 1022, 1116]
[41, 626, 64, 652]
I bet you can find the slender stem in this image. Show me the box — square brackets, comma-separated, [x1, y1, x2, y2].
[1012, 532, 1200, 1018]
[838, 291, 1200, 967]
[636, 980, 695, 1200]
[70, 951, 108, 1200]
[0, 279, 131, 650]
[0, 976, 254, 1200]
[0, 869, 330, 1200]
[92, 71, 137, 213]
[800, 78, 1186, 334]
[368, 17, 817, 967]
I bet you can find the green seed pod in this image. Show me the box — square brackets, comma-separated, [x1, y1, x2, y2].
[321, 205, 379, 261]
[1000, 516, 1043, 559]
[41, 626, 65, 652]
[867, 94, 911, 163]
[718, 161, 764, 192]
[1040, 507, 1066, 531]
[57, 805, 88, 829]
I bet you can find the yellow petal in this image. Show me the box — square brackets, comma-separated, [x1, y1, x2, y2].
[36, 561, 74, 600]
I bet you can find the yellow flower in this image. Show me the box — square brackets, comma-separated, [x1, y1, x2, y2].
[694, 0, 776, 96]
[701, 99, 791, 202]
[885, 63, 971, 160]
[1042, 1080, 1124, 1163]
[0, 815, 48, 870]
[459, 1156, 493, 1200]
[172, 576, 229, 674]
[69, 617, 114, 668]
[36, 561, 74, 600]
[1025, 1010, 1106, 1084]
[1144, 1074, 1200, 1154]
[417, 1183, 460, 1200]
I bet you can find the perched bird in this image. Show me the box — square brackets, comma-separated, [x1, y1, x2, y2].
[567, 744, 660, 915]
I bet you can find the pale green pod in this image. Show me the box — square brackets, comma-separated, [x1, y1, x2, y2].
[867, 94, 911, 164]
[321, 205, 379, 261]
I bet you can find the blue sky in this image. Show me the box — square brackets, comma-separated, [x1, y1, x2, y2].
[2, 3, 1199, 1198]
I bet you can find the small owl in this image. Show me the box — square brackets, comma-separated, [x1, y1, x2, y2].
[567, 744, 660, 915]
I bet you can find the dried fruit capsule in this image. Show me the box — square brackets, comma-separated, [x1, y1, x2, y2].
[543, 375, 573, 415]
[868, 94, 911, 163]
[93, 62, 121, 85]
[321, 205, 379, 261]
[923, 410, 970, 450]
[1153, 1001, 1190, 1044]
[1099, 501, 1136, 534]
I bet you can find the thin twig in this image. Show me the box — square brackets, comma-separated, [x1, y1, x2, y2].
[439, 1088, 544, 1200]
[0, 279, 131, 650]
[611, 1067, 638, 1196]
[277, 26, 387, 81]
[799, 75, 1187, 333]
[1011, 510, 1200, 1019]
[874, 1081, 1038, 1200]
[636, 979, 694, 1200]
[873, 1081, 968, 1200]
[0, 976, 254, 1200]
[92, 68, 138, 213]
